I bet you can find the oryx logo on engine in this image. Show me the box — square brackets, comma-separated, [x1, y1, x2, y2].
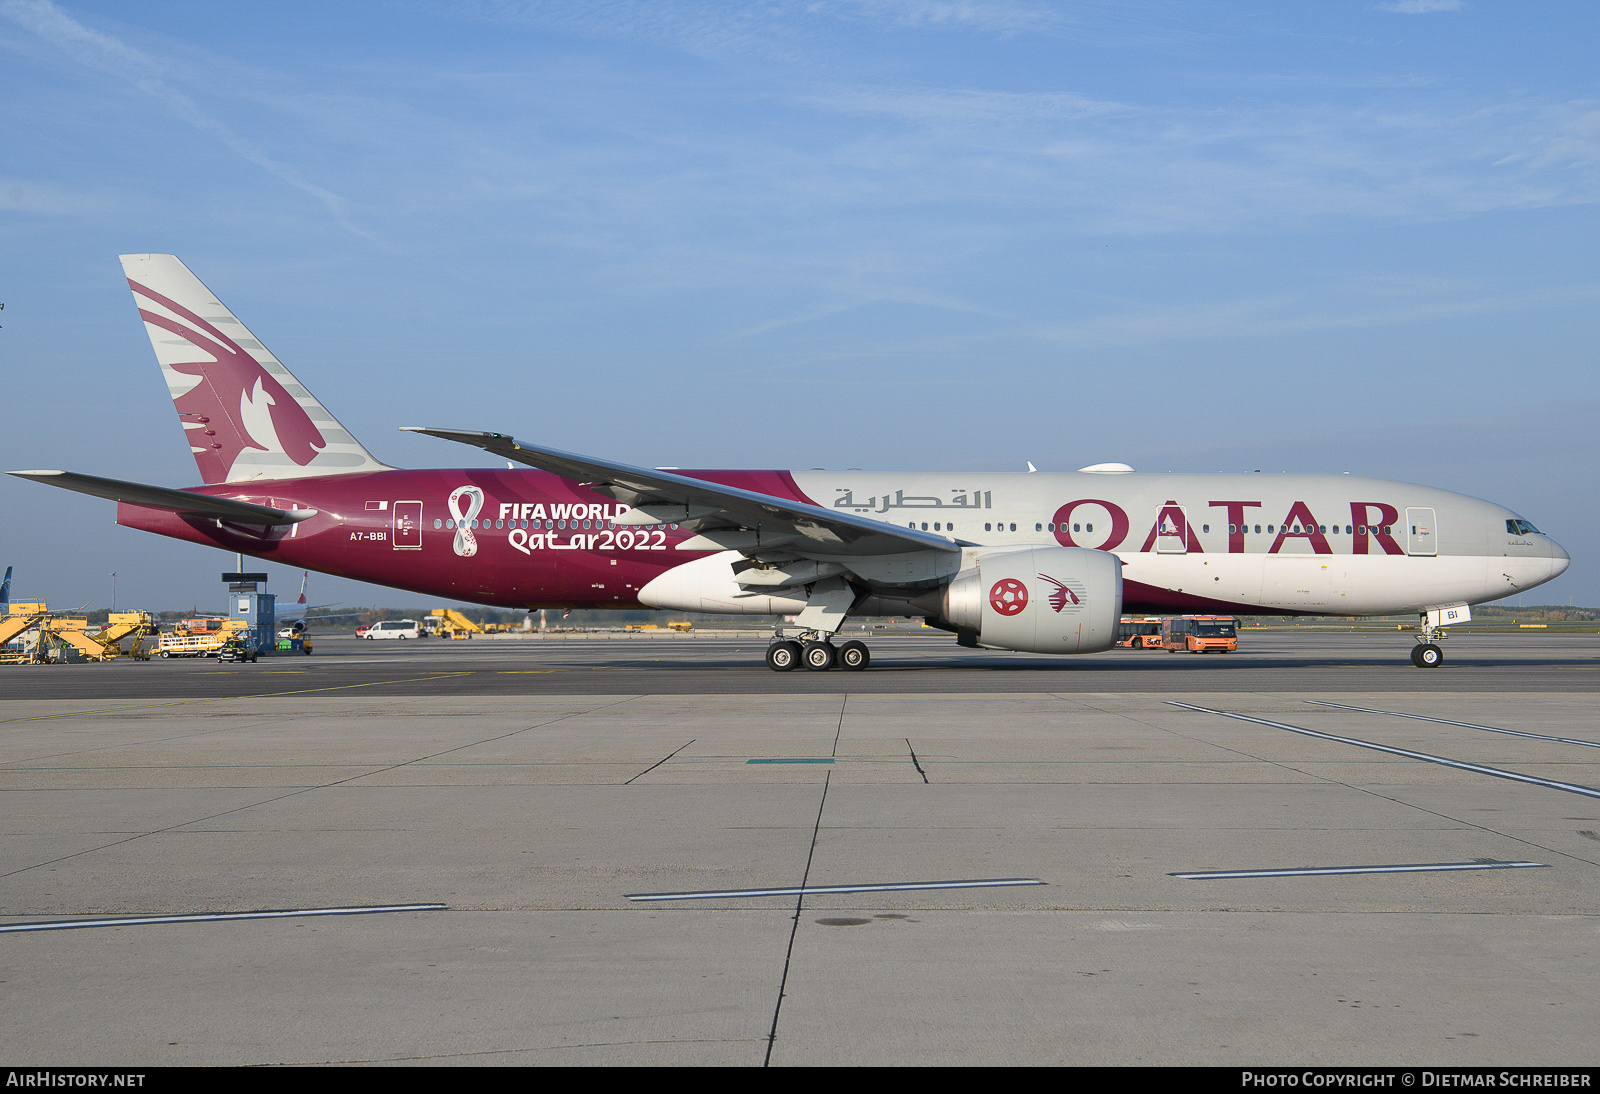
[1038, 574, 1084, 614]
[989, 578, 1029, 616]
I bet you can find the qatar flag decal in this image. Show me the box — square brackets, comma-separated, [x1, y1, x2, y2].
[1038, 574, 1085, 614]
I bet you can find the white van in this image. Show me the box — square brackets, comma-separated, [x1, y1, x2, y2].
[365, 619, 420, 640]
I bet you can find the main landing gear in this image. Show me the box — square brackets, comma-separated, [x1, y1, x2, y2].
[764, 576, 869, 672]
[766, 631, 870, 672]
[1411, 612, 1446, 668]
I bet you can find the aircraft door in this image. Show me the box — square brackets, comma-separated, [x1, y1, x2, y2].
[1155, 502, 1189, 554]
[1405, 507, 1436, 557]
[393, 501, 423, 550]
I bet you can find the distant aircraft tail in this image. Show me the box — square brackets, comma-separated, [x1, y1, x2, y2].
[120, 254, 392, 485]
[1, 566, 11, 613]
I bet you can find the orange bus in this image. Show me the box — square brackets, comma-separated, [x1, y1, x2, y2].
[1116, 618, 1164, 648]
[1161, 616, 1238, 653]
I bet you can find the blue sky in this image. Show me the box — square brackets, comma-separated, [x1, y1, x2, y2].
[2, 0, 1596, 612]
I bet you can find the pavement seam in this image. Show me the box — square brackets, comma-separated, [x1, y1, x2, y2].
[1162, 702, 1600, 871]
[0, 697, 641, 882]
[905, 738, 929, 783]
[624, 738, 696, 784]
[764, 769, 831, 1067]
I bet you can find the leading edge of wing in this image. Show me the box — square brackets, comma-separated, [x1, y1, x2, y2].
[7, 470, 318, 526]
[400, 427, 961, 556]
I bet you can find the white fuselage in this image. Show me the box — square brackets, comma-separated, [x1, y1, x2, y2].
[782, 470, 1568, 615]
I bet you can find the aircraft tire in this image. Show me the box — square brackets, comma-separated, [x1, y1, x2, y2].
[803, 642, 835, 671]
[1415, 643, 1442, 668]
[766, 640, 801, 672]
[838, 641, 870, 671]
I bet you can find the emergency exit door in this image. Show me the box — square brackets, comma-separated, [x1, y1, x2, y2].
[392, 501, 423, 550]
[1405, 507, 1436, 556]
[1155, 502, 1189, 554]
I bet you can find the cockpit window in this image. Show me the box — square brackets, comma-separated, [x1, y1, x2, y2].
[1506, 519, 1542, 536]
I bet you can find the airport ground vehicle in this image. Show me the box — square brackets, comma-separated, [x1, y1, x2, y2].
[424, 608, 481, 638]
[364, 619, 420, 640]
[157, 619, 248, 658]
[1161, 616, 1238, 653]
[217, 635, 257, 663]
[1116, 619, 1163, 649]
[9, 255, 1571, 672]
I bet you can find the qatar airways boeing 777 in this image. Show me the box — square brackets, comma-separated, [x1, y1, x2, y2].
[9, 255, 1570, 670]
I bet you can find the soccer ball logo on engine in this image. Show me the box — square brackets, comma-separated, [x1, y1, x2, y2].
[989, 578, 1029, 616]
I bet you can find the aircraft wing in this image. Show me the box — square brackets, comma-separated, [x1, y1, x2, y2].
[7, 470, 318, 526]
[401, 428, 962, 558]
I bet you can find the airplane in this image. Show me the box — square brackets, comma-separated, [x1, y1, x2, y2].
[8, 254, 1571, 671]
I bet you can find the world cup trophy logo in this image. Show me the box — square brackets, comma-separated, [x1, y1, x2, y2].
[448, 486, 485, 557]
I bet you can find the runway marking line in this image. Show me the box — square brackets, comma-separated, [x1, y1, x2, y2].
[1168, 701, 1600, 801]
[0, 903, 447, 934]
[747, 758, 834, 765]
[1172, 861, 1548, 880]
[1307, 700, 1600, 750]
[628, 878, 1044, 901]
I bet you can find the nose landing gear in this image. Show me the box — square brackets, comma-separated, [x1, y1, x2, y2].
[1411, 642, 1442, 668]
[1410, 611, 1448, 668]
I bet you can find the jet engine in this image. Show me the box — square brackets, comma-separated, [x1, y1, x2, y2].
[925, 547, 1121, 654]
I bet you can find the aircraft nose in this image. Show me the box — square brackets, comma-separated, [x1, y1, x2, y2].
[1549, 538, 1571, 578]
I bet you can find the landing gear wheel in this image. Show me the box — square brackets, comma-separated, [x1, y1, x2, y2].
[766, 640, 801, 672]
[803, 641, 835, 671]
[838, 641, 870, 671]
[1412, 643, 1443, 668]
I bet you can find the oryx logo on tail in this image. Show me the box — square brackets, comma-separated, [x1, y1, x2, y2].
[129, 278, 326, 484]
[120, 254, 392, 485]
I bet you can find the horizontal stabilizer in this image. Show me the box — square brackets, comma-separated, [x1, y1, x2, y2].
[7, 470, 317, 525]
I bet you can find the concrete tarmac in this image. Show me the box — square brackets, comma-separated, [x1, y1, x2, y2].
[5, 628, 1600, 698]
[1, 632, 1598, 1065]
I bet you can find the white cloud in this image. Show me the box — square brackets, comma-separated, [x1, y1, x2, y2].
[0, 177, 108, 215]
[0, 0, 371, 238]
[1033, 280, 1600, 350]
[1382, 0, 1463, 12]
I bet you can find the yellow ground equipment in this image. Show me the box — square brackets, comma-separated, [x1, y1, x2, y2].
[428, 609, 483, 639]
[2, 606, 157, 663]
[156, 618, 248, 658]
[0, 605, 50, 662]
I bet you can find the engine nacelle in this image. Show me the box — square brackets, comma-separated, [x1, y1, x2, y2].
[938, 547, 1121, 654]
